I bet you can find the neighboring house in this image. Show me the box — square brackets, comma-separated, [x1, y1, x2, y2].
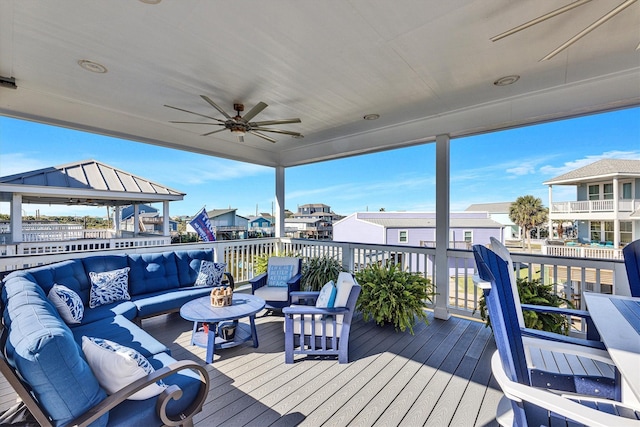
[333, 211, 504, 274]
[121, 204, 178, 233]
[187, 208, 248, 240]
[333, 211, 504, 248]
[247, 214, 274, 237]
[544, 159, 640, 249]
[285, 203, 344, 240]
[465, 202, 519, 240]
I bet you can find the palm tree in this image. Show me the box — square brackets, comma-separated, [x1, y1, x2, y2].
[509, 195, 548, 252]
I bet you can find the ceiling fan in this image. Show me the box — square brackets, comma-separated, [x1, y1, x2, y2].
[165, 96, 303, 143]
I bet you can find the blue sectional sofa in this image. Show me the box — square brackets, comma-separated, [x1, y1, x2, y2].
[0, 249, 225, 427]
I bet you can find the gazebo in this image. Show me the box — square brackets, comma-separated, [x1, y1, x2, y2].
[0, 159, 185, 244]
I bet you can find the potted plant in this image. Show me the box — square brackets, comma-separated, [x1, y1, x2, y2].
[355, 262, 435, 334]
[478, 277, 573, 334]
[300, 255, 345, 291]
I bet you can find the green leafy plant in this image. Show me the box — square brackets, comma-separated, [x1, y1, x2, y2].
[300, 255, 345, 291]
[478, 277, 573, 334]
[355, 262, 435, 334]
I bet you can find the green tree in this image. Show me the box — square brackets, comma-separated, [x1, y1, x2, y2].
[509, 195, 548, 252]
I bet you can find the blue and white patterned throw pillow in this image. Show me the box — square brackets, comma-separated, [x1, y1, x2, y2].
[316, 281, 337, 308]
[267, 264, 294, 287]
[89, 267, 131, 308]
[47, 284, 84, 324]
[82, 336, 167, 400]
[194, 260, 227, 287]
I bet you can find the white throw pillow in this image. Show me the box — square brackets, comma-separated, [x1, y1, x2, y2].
[194, 260, 227, 287]
[89, 267, 131, 308]
[47, 284, 84, 324]
[316, 281, 337, 308]
[82, 336, 167, 400]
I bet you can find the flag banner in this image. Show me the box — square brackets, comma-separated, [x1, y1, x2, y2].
[189, 208, 216, 241]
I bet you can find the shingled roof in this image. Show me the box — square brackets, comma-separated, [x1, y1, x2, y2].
[543, 159, 640, 185]
[0, 159, 184, 206]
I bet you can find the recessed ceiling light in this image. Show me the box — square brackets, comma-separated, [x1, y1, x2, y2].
[78, 60, 108, 74]
[493, 75, 520, 86]
[363, 114, 380, 120]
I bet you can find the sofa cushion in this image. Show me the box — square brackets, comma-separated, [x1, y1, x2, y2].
[89, 267, 131, 308]
[71, 315, 170, 357]
[194, 260, 226, 287]
[106, 352, 204, 426]
[21, 260, 90, 303]
[128, 252, 179, 296]
[174, 249, 214, 287]
[48, 284, 84, 324]
[131, 286, 213, 319]
[78, 300, 138, 325]
[82, 337, 167, 400]
[3, 287, 108, 427]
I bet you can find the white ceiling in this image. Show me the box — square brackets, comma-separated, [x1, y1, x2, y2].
[1, 1, 639, 168]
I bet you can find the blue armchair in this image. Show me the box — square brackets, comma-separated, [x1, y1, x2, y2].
[490, 237, 604, 349]
[622, 238, 640, 297]
[472, 244, 621, 402]
[250, 257, 302, 310]
[283, 272, 361, 364]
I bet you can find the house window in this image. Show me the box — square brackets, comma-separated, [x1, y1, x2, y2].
[588, 185, 599, 200]
[620, 221, 633, 245]
[622, 182, 632, 199]
[463, 231, 472, 242]
[590, 221, 601, 242]
[398, 230, 408, 243]
[603, 183, 613, 200]
[603, 221, 614, 243]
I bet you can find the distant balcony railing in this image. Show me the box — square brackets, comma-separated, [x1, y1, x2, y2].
[551, 199, 639, 214]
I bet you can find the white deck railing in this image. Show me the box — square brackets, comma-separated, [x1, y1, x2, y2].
[542, 244, 623, 260]
[0, 238, 628, 324]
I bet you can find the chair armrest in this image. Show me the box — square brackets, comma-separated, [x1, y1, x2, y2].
[491, 352, 638, 427]
[287, 273, 302, 289]
[290, 291, 320, 305]
[283, 306, 350, 316]
[249, 273, 268, 291]
[69, 360, 209, 427]
[520, 303, 601, 341]
[520, 303, 590, 318]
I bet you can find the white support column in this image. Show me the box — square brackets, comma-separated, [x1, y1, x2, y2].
[613, 177, 620, 247]
[548, 185, 554, 238]
[163, 201, 170, 237]
[275, 166, 285, 239]
[434, 134, 451, 320]
[10, 193, 22, 243]
[114, 206, 121, 238]
[134, 204, 140, 236]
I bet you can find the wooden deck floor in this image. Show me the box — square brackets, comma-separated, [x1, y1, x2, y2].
[0, 310, 502, 426]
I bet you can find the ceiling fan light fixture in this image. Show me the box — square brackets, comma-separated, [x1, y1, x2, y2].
[494, 75, 520, 86]
[363, 114, 380, 120]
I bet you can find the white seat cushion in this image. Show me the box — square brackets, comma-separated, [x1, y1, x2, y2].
[254, 285, 289, 302]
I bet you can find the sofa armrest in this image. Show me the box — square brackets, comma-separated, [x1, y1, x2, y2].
[69, 360, 209, 427]
[249, 273, 268, 291]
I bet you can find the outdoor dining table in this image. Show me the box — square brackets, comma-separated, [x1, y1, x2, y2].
[583, 292, 640, 408]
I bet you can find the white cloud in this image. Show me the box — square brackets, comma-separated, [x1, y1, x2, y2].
[0, 153, 52, 177]
[539, 150, 640, 177]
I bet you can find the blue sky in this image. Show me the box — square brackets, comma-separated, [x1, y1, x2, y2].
[1, 107, 639, 218]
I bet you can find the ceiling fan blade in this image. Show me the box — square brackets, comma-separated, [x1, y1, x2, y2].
[541, 0, 638, 61]
[491, 0, 592, 41]
[201, 95, 232, 119]
[249, 131, 277, 143]
[169, 121, 225, 125]
[201, 128, 228, 137]
[252, 127, 302, 137]
[242, 102, 268, 122]
[164, 104, 225, 122]
[250, 118, 301, 126]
